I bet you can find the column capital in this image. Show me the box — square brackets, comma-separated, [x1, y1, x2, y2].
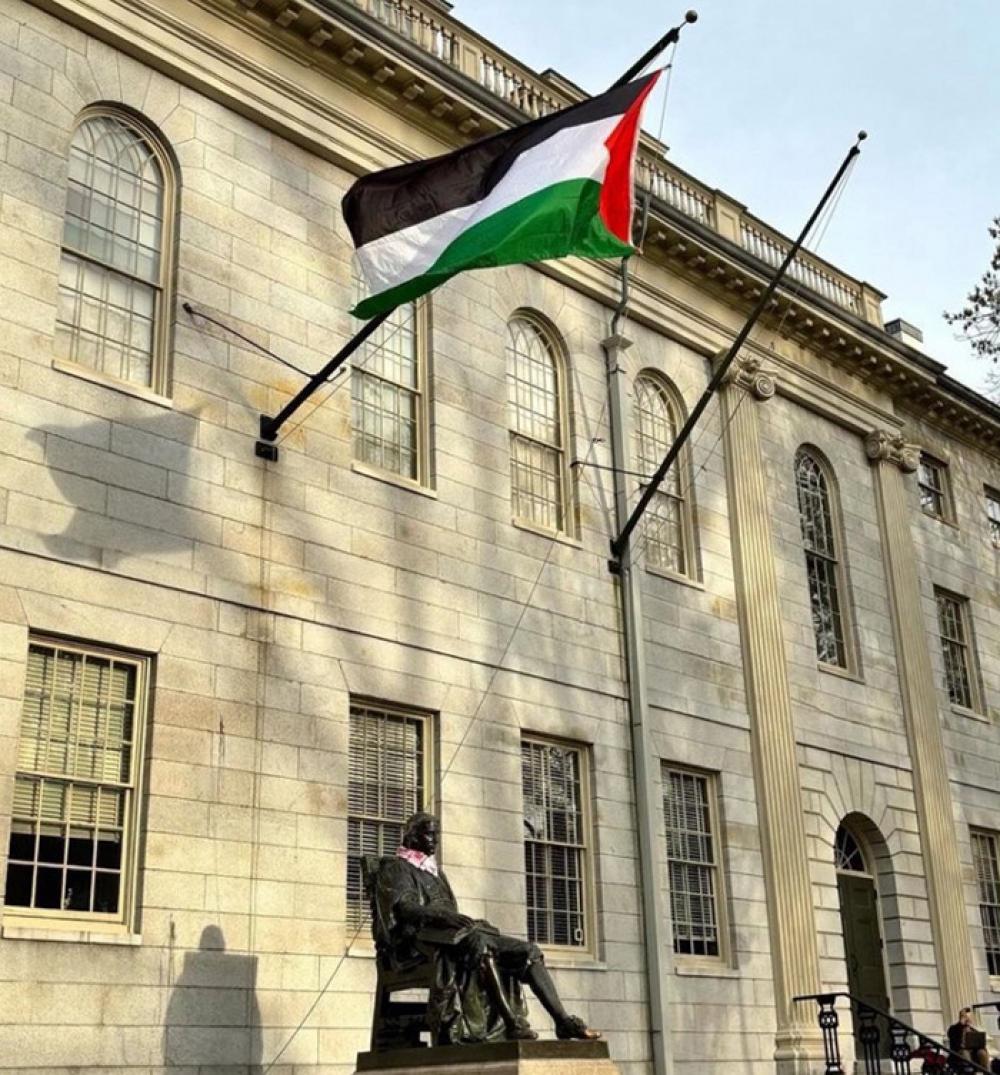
[715, 351, 776, 401]
[864, 429, 920, 473]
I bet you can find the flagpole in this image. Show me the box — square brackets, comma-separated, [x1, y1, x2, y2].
[254, 14, 701, 459]
[610, 130, 868, 560]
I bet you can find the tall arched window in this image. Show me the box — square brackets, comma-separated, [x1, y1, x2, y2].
[55, 110, 176, 395]
[795, 448, 850, 668]
[506, 316, 568, 533]
[634, 373, 693, 576]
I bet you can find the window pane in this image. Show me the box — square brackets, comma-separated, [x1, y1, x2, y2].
[57, 114, 165, 389]
[935, 591, 975, 709]
[350, 297, 421, 480]
[918, 456, 947, 519]
[346, 703, 427, 928]
[795, 451, 847, 667]
[663, 767, 721, 958]
[986, 488, 1000, 548]
[634, 376, 688, 574]
[522, 740, 588, 948]
[4, 641, 142, 922]
[507, 319, 565, 530]
[972, 832, 1000, 976]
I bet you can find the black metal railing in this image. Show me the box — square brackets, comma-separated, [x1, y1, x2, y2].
[795, 993, 992, 1075]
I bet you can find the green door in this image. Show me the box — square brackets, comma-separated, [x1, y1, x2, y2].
[838, 871, 890, 1054]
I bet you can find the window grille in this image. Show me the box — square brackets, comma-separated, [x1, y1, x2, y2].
[351, 277, 424, 481]
[935, 589, 979, 710]
[55, 112, 174, 393]
[795, 450, 848, 667]
[971, 830, 1000, 976]
[521, 738, 589, 949]
[506, 318, 566, 532]
[5, 639, 147, 924]
[985, 487, 1000, 548]
[634, 375, 690, 575]
[346, 702, 428, 928]
[917, 454, 949, 520]
[834, 825, 868, 873]
[662, 766, 723, 958]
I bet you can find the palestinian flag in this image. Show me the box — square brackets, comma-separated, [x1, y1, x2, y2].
[344, 72, 660, 320]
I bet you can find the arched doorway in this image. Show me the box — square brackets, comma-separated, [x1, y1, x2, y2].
[835, 823, 891, 1049]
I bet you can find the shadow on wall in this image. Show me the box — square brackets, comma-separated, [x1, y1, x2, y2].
[163, 925, 262, 1072]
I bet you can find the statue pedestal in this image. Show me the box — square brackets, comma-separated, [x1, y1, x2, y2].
[355, 1040, 620, 1075]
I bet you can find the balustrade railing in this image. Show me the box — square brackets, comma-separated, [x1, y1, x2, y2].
[795, 992, 991, 1075]
[342, 0, 873, 320]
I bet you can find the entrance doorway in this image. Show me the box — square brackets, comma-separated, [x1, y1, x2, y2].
[835, 824, 891, 1053]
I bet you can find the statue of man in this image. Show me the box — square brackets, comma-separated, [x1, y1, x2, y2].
[373, 811, 601, 1045]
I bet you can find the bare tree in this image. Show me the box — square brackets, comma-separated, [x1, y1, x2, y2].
[944, 216, 1000, 363]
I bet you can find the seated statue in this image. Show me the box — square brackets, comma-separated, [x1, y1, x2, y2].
[371, 811, 601, 1046]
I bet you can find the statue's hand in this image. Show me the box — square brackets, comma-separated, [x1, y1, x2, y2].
[435, 910, 475, 929]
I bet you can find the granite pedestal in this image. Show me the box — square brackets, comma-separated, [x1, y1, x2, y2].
[355, 1040, 621, 1075]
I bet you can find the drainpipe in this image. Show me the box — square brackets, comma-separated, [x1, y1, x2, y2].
[602, 329, 673, 1075]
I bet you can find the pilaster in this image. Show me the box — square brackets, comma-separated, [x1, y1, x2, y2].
[866, 428, 977, 1021]
[719, 353, 822, 1072]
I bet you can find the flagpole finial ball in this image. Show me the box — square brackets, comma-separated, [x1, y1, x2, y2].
[684, 10, 698, 22]
[857, 130, 868, 141]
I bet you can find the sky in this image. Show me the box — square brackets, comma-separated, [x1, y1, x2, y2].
[462, 0, 999, 394]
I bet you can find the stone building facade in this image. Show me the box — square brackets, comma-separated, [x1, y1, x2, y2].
[0, 1, 998, 1073]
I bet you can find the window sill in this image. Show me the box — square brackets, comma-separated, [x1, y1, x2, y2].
[644, 565, 704, 590]
[818, 662, 864, 685]
[674, 961, 739, 978]
[1, 922, 141, 946]
[541, 951, 605, 971]
[950, 704, 990, 723]
[919, 510, 960, 532]
[52, 358, 173, 409]
[351, 461, 436, 499]
[511, 518, 582, 549]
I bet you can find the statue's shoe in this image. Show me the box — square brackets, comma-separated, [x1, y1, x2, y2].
[505, 1019, 539, 1041]
[555, 1016, 602, 1041]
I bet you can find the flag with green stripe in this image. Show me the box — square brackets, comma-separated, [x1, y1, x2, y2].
[343, 72, 661, 320]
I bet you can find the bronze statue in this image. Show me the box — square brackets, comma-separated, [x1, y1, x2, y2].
[367, 811, 601, 1047]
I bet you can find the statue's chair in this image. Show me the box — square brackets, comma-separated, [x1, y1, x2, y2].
[361, 855, 435, 1052]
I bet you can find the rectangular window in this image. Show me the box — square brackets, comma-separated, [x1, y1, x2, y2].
[918, 454, 950, 520]
[986, 487, 1000, 548]
[971, 830, 1000, 976]
[5, 638, 149, 929]
[935, 589, 980, 711]
[346, 701, 429, 928]
[521, 737, 591, 950]
[662, 765, 726, 960]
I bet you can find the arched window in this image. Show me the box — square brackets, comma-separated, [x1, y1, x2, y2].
[55, 110, 176, 395]
[634, 373, 693, 576]
[506, 316, 568, 533]
[351, 278, 427, 484]
[795, 448, 850, 668]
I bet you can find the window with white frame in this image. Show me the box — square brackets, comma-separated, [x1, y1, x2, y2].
[934, 588, 981, 711]
[521, 737, 591, 950]
[662, 765, 726, 959]
[917, 454, 951, 521]
[971, 829, 1000, 976]
[351, 275, 427, 482]
[55, 110, 176, 395]
[346, 701, 429, 927]
[5, 638, 149, 928]
[795, 448, 850, 668]
[985, 486, 1000, 548]
[506, 317, 568, 533]
[633, 373, 693, 576]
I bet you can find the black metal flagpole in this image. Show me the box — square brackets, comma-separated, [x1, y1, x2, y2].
[610, 129, 868, 562]
[254, 11, 699, 460]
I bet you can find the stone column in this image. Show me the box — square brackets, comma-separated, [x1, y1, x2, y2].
[866, 429, 977, 1021]
[720, 354, 823, 1071]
